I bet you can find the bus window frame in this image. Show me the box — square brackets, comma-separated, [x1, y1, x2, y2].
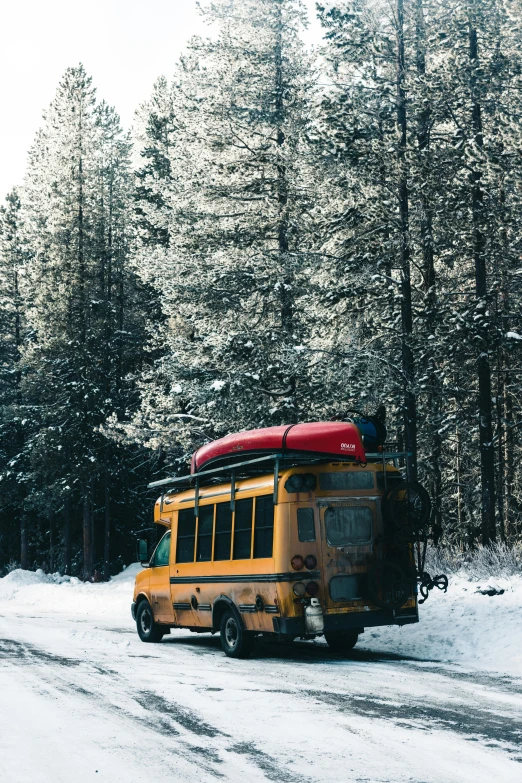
[173, 491, 275, 564]
[175, 507, 197, 564]
[196, 503, 214, 563]
[231, 497, 254, 561]
[214, 501, 233, 561]
[253, 495, 275, 558]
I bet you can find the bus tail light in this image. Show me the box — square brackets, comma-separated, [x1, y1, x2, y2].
[306, 581, 319, 596]
[304, 554, 317, 570]
[291, 555, 304, 570]
[293, 582, 306, 597]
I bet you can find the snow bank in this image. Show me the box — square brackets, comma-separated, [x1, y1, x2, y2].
[2, 564, 521, 676]
[0, 563, 141, 620]
[359, 574, 522, 676]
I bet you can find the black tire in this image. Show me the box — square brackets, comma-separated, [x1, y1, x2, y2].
[219, 609, 254, 659]
[324, 630, 359, 653]
[136, 600, 164, 643]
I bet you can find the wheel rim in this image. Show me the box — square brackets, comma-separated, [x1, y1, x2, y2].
[140, 607, 152, 635]
[225, 616, 238, 649]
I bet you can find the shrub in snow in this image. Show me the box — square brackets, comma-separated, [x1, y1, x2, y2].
[3, 559, 20, 576]
[425, 543, 522, 580]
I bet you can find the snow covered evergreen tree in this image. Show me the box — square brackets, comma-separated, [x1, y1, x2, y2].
[317, 0, 522, 544]
[0, 190, 29, 568]
[131, 0, 327, 467]
[18, 66, 154, 577]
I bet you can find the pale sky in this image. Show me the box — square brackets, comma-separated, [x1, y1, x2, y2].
[0, 0, 321, 200]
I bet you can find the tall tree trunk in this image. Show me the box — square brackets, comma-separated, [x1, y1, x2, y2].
[14, 246, 27, 566]
[103, 467, 111, 581]
[20, 517, 28, 570]
[496, 356, 505, 541]
[495, 175, 511, 541]
[504, 386, 515, 536]
[49, 515, 54, 573]
[13, 268, 22, 403]
[78, 155, 86, 344]
[83, 491, 92, 581]
[456, 425, 463, 532]
[91, 491, 96, 576]
[64, 494, 71, 576]
[397, 0, 418, 481]
[116, 255, 125, 414]
[104, 172, 113, 400]
[415, 0, 442, 537]
[78, 116, 92, 573]
[274, 0, 296, 422]
[468, 16, 496, 544]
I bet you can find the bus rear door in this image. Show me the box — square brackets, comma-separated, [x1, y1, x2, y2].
[317, 499, 377, 611]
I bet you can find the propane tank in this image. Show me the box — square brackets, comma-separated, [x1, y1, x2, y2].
[305, 598, 324, 635]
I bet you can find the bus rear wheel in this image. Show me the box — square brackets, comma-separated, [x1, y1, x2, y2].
[136, 600, 164, 643]
[220, 610, 254, 659]
[324, 630, 359, 653]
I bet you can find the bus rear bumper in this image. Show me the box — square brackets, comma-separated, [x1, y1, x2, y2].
[273, 606, 418, 637]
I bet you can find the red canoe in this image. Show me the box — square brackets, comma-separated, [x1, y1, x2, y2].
[191, 422, 366, 473]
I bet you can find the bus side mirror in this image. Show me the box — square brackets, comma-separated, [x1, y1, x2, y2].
[137, 539, 149, 565]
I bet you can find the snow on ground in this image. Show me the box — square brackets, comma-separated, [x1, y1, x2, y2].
[1, 566, 522, 783]
[2, 564, 521, 676]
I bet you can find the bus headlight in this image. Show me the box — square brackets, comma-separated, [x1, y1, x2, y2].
[293, 582, 306, 597]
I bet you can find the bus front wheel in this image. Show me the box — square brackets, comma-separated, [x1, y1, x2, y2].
[136, 600, 164, 643]
[220, 610, 254, 659]
[324, 630, 359, 653]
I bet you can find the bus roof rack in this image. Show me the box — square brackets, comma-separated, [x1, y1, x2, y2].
[147, 448, 412, 491]
[148, 449, 412, 514]
[148, 453, 284, 490]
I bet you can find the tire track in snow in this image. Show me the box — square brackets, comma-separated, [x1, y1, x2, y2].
[304, 687, 522, 757]
[0, 632, 310, 783]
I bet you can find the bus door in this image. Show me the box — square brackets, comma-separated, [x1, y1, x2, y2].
[170, 506, 212, 629]
[149, 531, 175, 623]
[316, 499, 377, 610]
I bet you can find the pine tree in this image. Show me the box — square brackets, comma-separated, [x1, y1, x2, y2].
[317, 0, 522, 544]
[0, 190, 29, 567]
[18, 65, 155, 577]
[132, 0, 321, 464]
[315, 1, 409, 445]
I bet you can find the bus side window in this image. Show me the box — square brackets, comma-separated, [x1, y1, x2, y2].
[214, 502, 232, 561]
[297, 508, 316, 542]
[233, 498, 253, 560]
[197, 504, 214, 562]
[254, 495, 274, 558]
[176, 508, 196, 563]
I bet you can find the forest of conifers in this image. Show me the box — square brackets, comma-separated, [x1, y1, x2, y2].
[1, 0, 521, 578]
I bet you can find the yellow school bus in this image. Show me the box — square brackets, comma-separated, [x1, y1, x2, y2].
[132, 457, 420, 658]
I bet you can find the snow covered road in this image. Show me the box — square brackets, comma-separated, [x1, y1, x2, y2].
[1, 611, 522, 783]
[1, 566, 522, 783]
